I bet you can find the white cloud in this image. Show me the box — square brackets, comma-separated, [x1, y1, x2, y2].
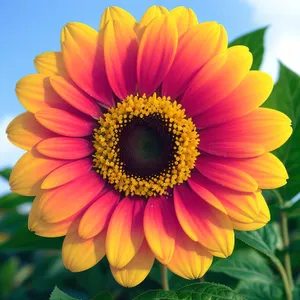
[244, 0, 300, 79]
[0, 116, 24, 195]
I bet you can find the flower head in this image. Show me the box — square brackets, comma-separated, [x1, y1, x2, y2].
[7, 5, 292, 287]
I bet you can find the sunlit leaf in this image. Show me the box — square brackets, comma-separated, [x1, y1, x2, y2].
[133, 290, 178, 300]
[235, 223, 278, 258]
[134, 283, 244, 300]
[50, 286, 78, 300]
[236, 281, 283, 300]
[210, 249, 275, 284]
[263, 63, 300, 200]
[177, 283, 244, 300]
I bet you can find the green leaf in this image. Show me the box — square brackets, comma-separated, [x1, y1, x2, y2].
[134, 283, 244, 300]
[263, 62, 300, 200]
[236, 281, 283, 300]
[0, 211, 28, 234]
[92, 291, 113, 300]
[14, 264, 34, 288]
[210, 249, 275, 284]
[0, 257, 19, 297]
[50, 286, 79, 300]
[0, 193, 33, 210]
[293, 285, 300, 300]
[235, 223, 278, 258]
[0, 224, 63, 251]
[0, 168, 11, 181]
[133, 290, 178, 300]
[176, 283, 244, 300]
[283, 193, 300, 218]
[229, 27, 267, 70]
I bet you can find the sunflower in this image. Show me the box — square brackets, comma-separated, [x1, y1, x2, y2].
[7, 5, 292, 287]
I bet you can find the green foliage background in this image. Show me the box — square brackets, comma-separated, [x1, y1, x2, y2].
[0, 27, 300, 300]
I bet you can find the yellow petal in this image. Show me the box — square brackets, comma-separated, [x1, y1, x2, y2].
[110, 240, 154, 287]
[231, 192, 270, 231]
[34, 52, 69, 77]
[100, 6, 137, 30]
[6, 112, 56, 151]
[227, 152, 289, 189]
[62, 219, 106, 272]
[167, 225, 213, 279]
[170, 6, 198, 36]
[139, 5, 169, 31]
[9, 150, 67, 196]
[255, 192, 271, 223]
[15, 74, 67, 113]
[29, 194, 78, 237]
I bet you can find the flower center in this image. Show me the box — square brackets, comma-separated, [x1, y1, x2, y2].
[93, 93, 200, 198]
[118, 114, 175, 177]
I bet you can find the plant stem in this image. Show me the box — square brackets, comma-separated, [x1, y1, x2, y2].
[160, 264, 169, 291]
[273, 190, 294, 289]
[271, 256, 293, 300]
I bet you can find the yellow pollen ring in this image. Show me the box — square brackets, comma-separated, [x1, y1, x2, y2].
[93, 93, 200, 198]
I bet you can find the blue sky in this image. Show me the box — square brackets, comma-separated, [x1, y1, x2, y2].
[1, 0, 300, 193]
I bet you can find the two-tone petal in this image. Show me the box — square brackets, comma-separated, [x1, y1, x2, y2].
[144, 196, 177, 264]
[167, 224, 213, 279]
[36, 137, 94, 160]
[63, 219, 106, 272]
[41, 158, 92, 189]
[10, 150, 67, 196]
[198, 108, 292, 157]
[137, 15, 178, 96]
[162, 22, 227, 99]
[7, 112, 56, 150]
[106, 197, 145, 269]
[79, 189, 120, 239]
[35, 108, 96, 137]
[181, 46, 253, 116]
[34, 51, 69, 77]
[174, 183, 234, 258]
[16, 74, 69, 113]
[193, 71, 273, 128]
[103, 20, 138, 99]
[110, 240, 154, 287]
[38, 171, 106, 223]
[62, 22, 113, 107]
